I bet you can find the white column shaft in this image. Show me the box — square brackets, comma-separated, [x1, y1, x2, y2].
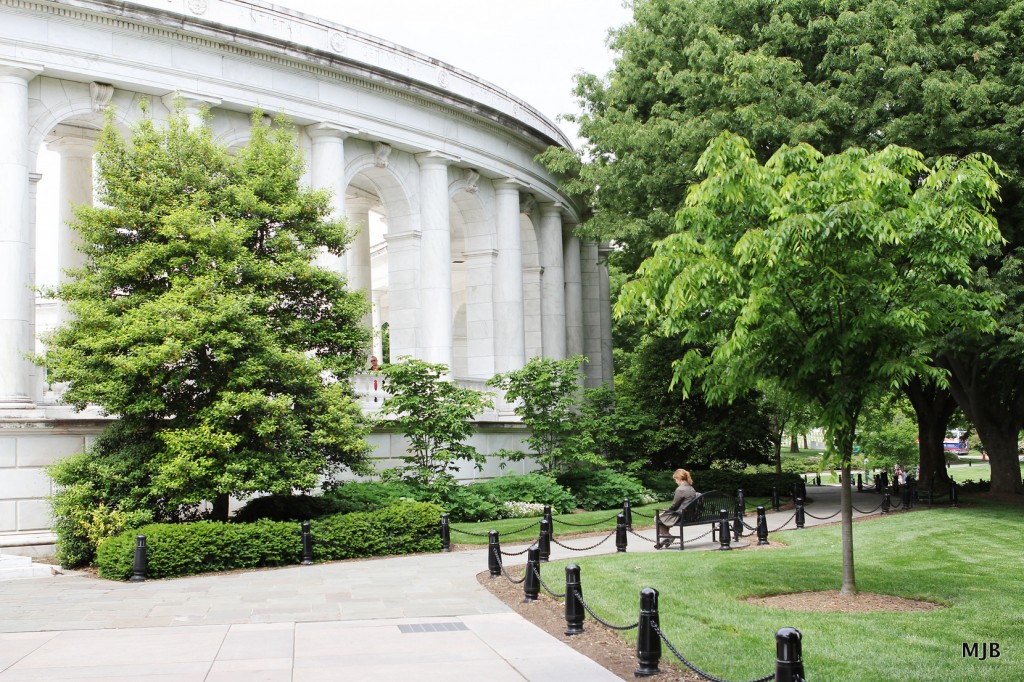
[493, 181, 525, 373]
[580, 240, 602, 387]
[307, 125, 348, 278]
[539, 205, 566, 360]
[416, 155, 453, 369]
[0, 65, 40, 404]
[563, 228, 584, 359]
[598, 246, 614, 386]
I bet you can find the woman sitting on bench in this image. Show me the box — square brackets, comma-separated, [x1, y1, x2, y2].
[655, 469, 698, 548]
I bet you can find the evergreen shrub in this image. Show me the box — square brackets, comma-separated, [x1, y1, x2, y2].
[231, 494, 342, 523]
[474, 473, 577, 513]
[557, 469, 656, 510]
[97, 500, 442, 580]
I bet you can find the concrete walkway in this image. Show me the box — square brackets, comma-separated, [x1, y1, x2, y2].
[0, 486, 896, 681]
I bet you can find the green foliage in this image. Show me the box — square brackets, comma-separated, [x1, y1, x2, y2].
[96, 500, 442, 580]
[48, 452, 154, 568]
[488, 356, 602, 474]
[431, 485, 498, 523]
[556, 469, 655, 510]
[474, 473, 578, 514]
[691, 470, 805, 499]
[321, 480, 422, 514]
[40, 107, 372, 523]
[858, 398, 920, 473]
[231, 494, 342, 523]
[378, 358, 492, 485]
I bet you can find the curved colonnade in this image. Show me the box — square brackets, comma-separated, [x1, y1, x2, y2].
[0, 0, 613, 548]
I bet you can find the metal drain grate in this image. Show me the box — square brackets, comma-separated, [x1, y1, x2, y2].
[398, 622, 469, 633]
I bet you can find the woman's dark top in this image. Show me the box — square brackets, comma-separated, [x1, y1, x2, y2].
[659, 482, 697, 526]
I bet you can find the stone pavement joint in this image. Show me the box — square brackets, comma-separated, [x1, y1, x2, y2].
[0, 486, 898, 680]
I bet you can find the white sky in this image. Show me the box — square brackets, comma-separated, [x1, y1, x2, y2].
[274, 0, 631, 141]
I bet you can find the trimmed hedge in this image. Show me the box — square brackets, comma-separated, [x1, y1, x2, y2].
[97, 500, 443, 580]
[557, 469, 656, 510]
[691, 470, 805, 498]
[231, 494, 343, 523]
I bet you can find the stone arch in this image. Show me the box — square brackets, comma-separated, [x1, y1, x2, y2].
[449, 186, 492, 378]
[520, 208, 543, 360]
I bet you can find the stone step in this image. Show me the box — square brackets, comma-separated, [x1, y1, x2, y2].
[0, 553, 61, 580]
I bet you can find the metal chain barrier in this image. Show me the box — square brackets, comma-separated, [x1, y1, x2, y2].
[449, 526, 492, 538]
[551, 532, 615, 552]
[769, 513, 797, 533]
[628, 528, 659, 543]
[742, 520, 758, 531]
[653, 622, 775, 682]
[630, 509, 656, 519]
[689, 527, 715, 541]
[533, 566, 567, 598]
[575, 589, 639, 631]
[500, 520, 543, 535]
[803, 508, 842, 521]
[552, 514, 619, 528]
[492, 546, 527, 584]
[852, 501, 885, 514]
[499, 545, 532, 557]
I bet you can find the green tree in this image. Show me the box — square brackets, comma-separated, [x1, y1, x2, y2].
[618, 133, 1002, 593]
[42, 107, 372, 533]
[377, 358, 493, 486]
[544, 0, 1024, 494]
[487, 356, 603, 474]
[759, 380, 817, 474]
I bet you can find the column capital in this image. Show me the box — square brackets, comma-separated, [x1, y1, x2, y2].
[538, 202, 565, 218]
[161, 91, 221, 111]
[345, 192, 378, 213]
[0, 60, 43, 83]
[29, 172, 42, 184]
[46, 125, 101, 156]
[494, 177, 530, 194]
[383, 229, 421, 246]
[307, 122, 360, 140]
[415, 150, 460, 169]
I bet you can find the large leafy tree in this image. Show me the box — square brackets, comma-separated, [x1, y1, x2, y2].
[544, 0, 1024, 493]
[43, 108, 372, 524]
[618, 134, 1002, 593]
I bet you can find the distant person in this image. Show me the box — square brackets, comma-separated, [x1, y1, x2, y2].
[656, 469, 698, 549]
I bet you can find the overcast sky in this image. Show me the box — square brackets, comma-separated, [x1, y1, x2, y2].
[274, 0, 632, 141]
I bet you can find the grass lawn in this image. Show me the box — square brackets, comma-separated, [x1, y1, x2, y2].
[450, 498, 774, 545]
[535, 500, 1024, 681]
[947, 462, 1024, 484]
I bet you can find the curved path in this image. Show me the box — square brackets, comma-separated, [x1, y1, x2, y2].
[0, 486, 899, 680]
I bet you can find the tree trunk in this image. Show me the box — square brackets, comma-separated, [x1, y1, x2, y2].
[944, 355, 1024, 496]
[774, 438, 782, 475]
[211, 492, 230, 522]
[789, 434, 800, 453]
[802, 434, 808, 449]
[904, 377, 956, 492]
[840, 460, 856, 595]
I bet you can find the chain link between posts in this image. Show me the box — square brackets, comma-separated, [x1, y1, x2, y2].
[551, 532, 615, 552]
[574, 589, 639, 631]
[653, 622, 775, 682]
[492, 546, 527, 584]
[553, 514, 620, 527]
[533, 566, 567, 598]
[803, 508, 842, 521]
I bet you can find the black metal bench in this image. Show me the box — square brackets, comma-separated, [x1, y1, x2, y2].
[655, 490, 740, 550]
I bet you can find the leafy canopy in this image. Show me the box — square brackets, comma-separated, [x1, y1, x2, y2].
[42, 107, 372, 524]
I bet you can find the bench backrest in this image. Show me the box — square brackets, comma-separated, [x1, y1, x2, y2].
[680, 490, 736, 524]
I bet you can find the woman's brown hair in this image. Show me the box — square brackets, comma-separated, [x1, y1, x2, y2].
[673, 468, 693, 485]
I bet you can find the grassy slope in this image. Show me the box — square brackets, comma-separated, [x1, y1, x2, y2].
[536, 501, 1024, 681]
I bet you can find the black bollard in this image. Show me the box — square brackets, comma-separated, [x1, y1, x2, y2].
[538, 518, 551, 563]
[795, 498, 805, 529]
[300, 522, 314, 565]
[857, 473, 863, 492]
[734, 489, 746, 540]
[756, 506, 769, 545]
[543, 505, 553, 531]
[950, 480, 959, 508]
[130, 534, 147, 583]
[615, 513, 628, 553]
[902, 484, 911, 510]
[623, 498, 633, 530]
[440, 513, 451, 553]
[523, 545, 540, 602]
[775, 627, 805, 682]
[487, 530, 502, 578]
[718, 509, 732, 550]
[815, 474, 821, 486]
[771, 486, 780, 511]
[564, 564, 585, 636]
[635, 588, 661, 677]
[881, 487, 891, 515]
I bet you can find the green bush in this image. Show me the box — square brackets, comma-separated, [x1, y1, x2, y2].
[474, 473, 577, 513]
[638, 470, 680, 500]
[434, 484, 499, 523]
[687, 470, 805, 498]
[231, 494, 342, 523]
[557, 469, 655, 510]
[321, 480, 423, 514]
[97, 500, 443, 580]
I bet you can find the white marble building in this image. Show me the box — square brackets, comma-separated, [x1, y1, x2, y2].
[0, 0, 613, 551]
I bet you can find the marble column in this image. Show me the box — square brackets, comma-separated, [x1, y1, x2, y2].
[307, 123, 353, 278]
[598, 244, 615, 387]
[463, 248, 497, 378]
[415, 153, 454, 369]
[493, 180, 526, 373]
[0, 61, 42, 405]
[580, 240, 602, 387]
[47, 126, 99, 324]
[562, 225, 584, 360]
[346, 195, 375, 339]
[539, 203, 566, 360]
[383, 230, 420, 360]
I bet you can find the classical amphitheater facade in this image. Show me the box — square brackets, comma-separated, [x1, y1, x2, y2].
[0, 1, 613, 550]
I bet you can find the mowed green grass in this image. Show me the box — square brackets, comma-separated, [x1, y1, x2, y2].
[534, 501, 1024, 681]
[947, 462, 1024, 484]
